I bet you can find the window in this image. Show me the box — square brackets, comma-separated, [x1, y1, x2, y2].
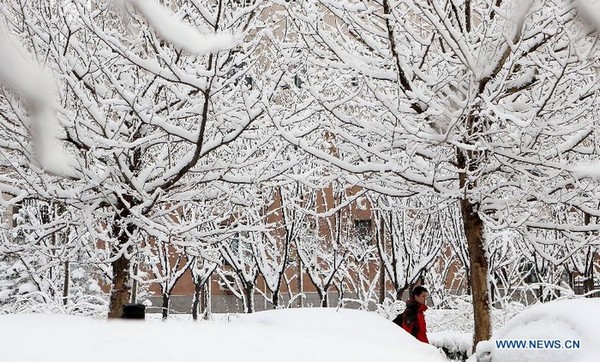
[223, 230, 250, 266]
[40, 204, 51, 224]
[294, 74, 303, 88]
[520, 262, 539, 284]
[354, 219, 372, 243]
[218, 274, 237, 292]
[232, 0, 252, 6]
[4, 199, 21, 228]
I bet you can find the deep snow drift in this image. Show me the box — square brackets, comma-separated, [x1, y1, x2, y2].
[0, 307, 447, 362]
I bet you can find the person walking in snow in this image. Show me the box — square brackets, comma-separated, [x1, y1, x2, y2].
[401, 286, 429, 343]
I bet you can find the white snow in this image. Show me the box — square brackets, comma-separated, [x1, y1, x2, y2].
[429, 331, 472, 358]
[574, 163, 600, 179]
[0, 289, 12, 301]
[473, 298, 600, 362]
[125, 0, 239, 55]
[0, 308, 448, 362]
[17, 282, 38, 294]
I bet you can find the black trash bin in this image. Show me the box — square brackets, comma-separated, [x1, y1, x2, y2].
[121, 303, 145, 320]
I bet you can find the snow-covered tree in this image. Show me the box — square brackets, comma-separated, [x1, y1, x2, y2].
[374, 196, 446, 300]
[279, 0, 600, 347]
[0, 0, 287, 318]
[141, 234, 194, 320]
[0, 200, 105, 314]
[189, 253, 218, 320]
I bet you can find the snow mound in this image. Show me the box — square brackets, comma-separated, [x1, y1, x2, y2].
[476, 298, 600, 362]
[0, 308, 448, 362]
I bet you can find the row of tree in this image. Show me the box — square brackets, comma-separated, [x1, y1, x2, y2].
[1, 0, 599, 349]
[2, 188, 594, 317]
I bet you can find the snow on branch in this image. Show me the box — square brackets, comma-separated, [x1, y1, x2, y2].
[574, 163, 600, 180]
[125, 0, 239, 55]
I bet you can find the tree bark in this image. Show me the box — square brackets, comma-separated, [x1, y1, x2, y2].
[297, 255, 303, 307]
[460, 198, 491, 350]
[107, 253, 131, 318]
[131, 261, 138, 304]
[457, 147, 491, 351]
[272, 291, 279, 309]
[201, 283, 211, 320]
[318, 288, 329, 307]
[583, 213, 595, 296]
[62, 261, 69, 306]
[244, 284, 254, 313]
[107, 194, 139, 319]
[192, 280, 201, 320]
[162, 293, 170, 320]
[396, 286, 408, 301]
[378, 216, 386, 304]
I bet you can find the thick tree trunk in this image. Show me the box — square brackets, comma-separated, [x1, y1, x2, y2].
[460, 197, 491, 351]
[457, 125, 492, 351]
[107, 253, 131, 318]
[107, 204, 137, 319]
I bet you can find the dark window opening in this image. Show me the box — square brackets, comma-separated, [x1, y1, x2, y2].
[354, 219, 372, 243]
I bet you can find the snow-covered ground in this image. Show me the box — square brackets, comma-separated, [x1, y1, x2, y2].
[472, 298, 600, 362]
[0, 308, 448, 362]
[3, 299, 597, 362]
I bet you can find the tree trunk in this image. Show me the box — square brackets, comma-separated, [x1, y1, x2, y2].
[107, 206, 136, 318]
[131, 261, 138, 304]
[457, 125, 492, 351]
[460, 198, 491, 351]
[318, 288, 329, 307]
[272, 290, 279, 309]
[62, 261, 69, 306]
[583, 213, 595, 297]
[396, 286, 408, 301]
[107, 253, 131, 318]
[192, 280, 201, 320]
[162, 293, 169, 320]
[244, 284, 254, 313]
[337, 282, 344, 307]
[202, 283, 211, 320]
[378, 216, 386, 304]
[297, 256, 303, 307]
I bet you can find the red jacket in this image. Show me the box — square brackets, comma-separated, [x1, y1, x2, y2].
[401, 300, 429, 343]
